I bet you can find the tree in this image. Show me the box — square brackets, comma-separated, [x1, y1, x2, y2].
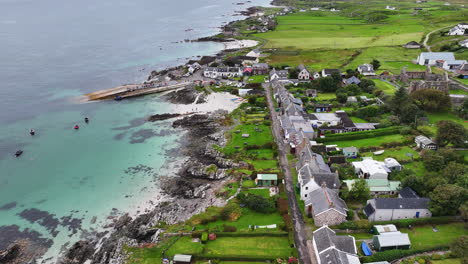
[331, 71, 342, 84]
[343, 179, 370, 203]
[248, 96, 257, 105]
[421, 150, 445, 171]
[359, 79, 376, 93]
[429, 184, 468, 216]
[318, 77, 339, 92]
[436, 120, 468, 147]
[237, 193, 276, 213]
[410, 89, 451, 112]
[390, 87, 410, 116]
[336, 93, 348, 104]
[400, 103, 423, 125]
[441, 162, 467, 184]
[370, 59, 381, 70]
[346, 84, 362, 96]
[451, 235, 468, 264]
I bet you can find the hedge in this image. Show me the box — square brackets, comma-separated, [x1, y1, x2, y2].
[361, 246, 450, 262]
[316, 126, 402, 143]
[332, 216, 459, 230]
[193, 254, 280, 261]
[214, 231, 288, 237]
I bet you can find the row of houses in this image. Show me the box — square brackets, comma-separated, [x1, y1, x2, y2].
[273, 81, 349, 226]
[270, 64, 376, 83]
[203, 63, 270, 79]
[447, 22, 468, 36]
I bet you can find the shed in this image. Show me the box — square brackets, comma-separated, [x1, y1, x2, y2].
[373, 232, 411, 251]
[255, 174, 278, 186]
[343, 147, 358, 158]
[373, 224, 398, 235]
[174, 254, 192, 264]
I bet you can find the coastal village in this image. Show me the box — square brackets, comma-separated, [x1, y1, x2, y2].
[6, 0, 467, 264]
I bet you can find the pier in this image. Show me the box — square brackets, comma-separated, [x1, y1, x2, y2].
[85, 82, 192, 101]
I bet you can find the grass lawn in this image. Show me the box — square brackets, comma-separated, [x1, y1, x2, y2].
[223, 124, 273, 154]
[204, 236, 292, 258]
[196, 207, 284, 231]
[404, 160, 426, 176]
[165, 236, 204, 257]
[245, 188, 271, 198]
[350, 116, 369, 123]
[242, 180, 256, 188]
[400, 223, 468, 250]
[328, 134, 406, 148]
[222, 182, 240, 197]
[449, 89, 468, 95]
[315, 92, 337, 101]
[246, 149, 275, 159]
[432, 259, 461, 264]
[361, 146, 420, 162]
[350, 233, 374, 240]
[246, 75, 266, 84]
[247, 159, 279, 171]
[427, 111, 468, 129]
[372, 79, 397, 95]
[456, 78, 468, 86]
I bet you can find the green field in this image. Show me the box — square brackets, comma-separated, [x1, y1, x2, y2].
[328, 134, 406, 148]
[449, 88, 468, 95]
[204, 236, 292, 258]
[372, 79, 398, 95]
[244, 188, 271, 198]
[400, 223, 468, 250]
[432, 259, 462, 264]
[166, 237, 204, 257]
[427, 111, 468, 129]
[246, 75, 267, 84]
[361, 146, 420, 162]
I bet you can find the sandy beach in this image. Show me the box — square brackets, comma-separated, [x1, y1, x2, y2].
[223, 39, 259, 50]
[170, 92, 245, 113]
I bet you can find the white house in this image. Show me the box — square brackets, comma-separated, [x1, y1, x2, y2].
[312, 226, 359, 264]
[269, 68, 289, 82]
[357, 64, 376, 76]
[442, 60, 467, 70]
[322, 68, 340, 77]
[352, 158, 390, 180]
[448, 23, 468, 36]
[460, 39, 468, 48]
[312, 72, 321, 79]
[415, 135, 438, 150]
[364, 196, 432, 221]
[203, 67, 243, 79]
[384, 158, 402, 172]
[386, 5, 396, 10]
[297, 64, 310, 80]
[311, 7, 320, 11]
[416, 52, 456, 66]
[238, 89, 253, 96]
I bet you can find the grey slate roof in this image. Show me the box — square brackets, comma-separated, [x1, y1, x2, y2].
[313, 226, 356, 254]
[305, 187, 347, 216]
[324, 69, 341, 75]
[419, 52, 455, 61]
[298, 148, 331, 173]
[374, 197, 430, 210]
[364, 203, 375, 216]
[399, 187, 419, 198]
[343, 76, 361, 85]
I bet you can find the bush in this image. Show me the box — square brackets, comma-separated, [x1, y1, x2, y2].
[201, 232, 208, 243]
[316, 126, 402, 143]
[362, 246, 449, 262]
[237, 193, 276, 213]
[220, 203, 242, 221]
[332, 216, 457, 230]
[346, 210, 355, 221]
[222, 224, 237, 232]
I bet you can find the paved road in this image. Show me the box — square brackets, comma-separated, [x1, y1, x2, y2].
[263, 83, 314, 264]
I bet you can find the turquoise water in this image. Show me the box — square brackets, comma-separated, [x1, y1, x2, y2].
[0, 0, 270, 261]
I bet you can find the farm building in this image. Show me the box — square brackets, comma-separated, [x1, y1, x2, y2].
[255, 174, 278, 186]
[364, 195, 432, 221]
[403, 41, 422, 49]
[415, 135, 437, 150]
[373, 232, 411, 251]
[416, 52, 455, 66]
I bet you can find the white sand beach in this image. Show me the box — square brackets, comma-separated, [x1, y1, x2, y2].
[170, 92, 246, 113]
[223, 39, 259, 50]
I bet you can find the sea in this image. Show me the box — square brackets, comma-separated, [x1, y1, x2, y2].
[0, 0, 270, 261]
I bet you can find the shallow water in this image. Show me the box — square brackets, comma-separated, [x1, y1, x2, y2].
[0, 0, 269, 261]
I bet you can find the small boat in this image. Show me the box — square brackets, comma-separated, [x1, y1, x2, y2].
[373, 150, 385, 155]
[84, 117, 89, 123]
[15, 150, 23, 157]
[361, 241, 372, 256]
[74, 125, 80, 130]
[115, 96, 122, 101]
[30, 129, 35, 136]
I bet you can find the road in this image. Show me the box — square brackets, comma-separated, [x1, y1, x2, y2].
[263, 83, 315, 264]
[422, 25, 453, 52]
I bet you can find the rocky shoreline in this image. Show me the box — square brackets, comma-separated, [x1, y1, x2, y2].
[54, 87, 245, 264]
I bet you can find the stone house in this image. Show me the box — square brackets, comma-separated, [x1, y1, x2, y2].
[252, 63, 269, 75]
[312, 226, 359, 264]
[297, 64, 311, 80]
[305, 186, 348, 226]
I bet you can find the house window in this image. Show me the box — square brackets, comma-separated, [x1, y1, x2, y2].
[305, 187, 308, 190]
[305, 194, 308, 197]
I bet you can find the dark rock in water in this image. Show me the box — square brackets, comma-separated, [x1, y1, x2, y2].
[0, 244, 20, 263]
[147, 113, 182, 122]
[0, 202, 17, 211]
[114, 214, 132, 230]
[60, 240, 96, 264]
[17, 208, 60, 237]
[129, 129, 158, 144]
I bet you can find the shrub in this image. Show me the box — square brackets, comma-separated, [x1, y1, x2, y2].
[237, 193, 276, 213]
[346, 210, 355, 221]
[316, 126, 401, 143]
[201, 232, 208, 243]
[222, 224, 237, 232]
[362, 246, 449, 262]
[220, 203, 242, 221]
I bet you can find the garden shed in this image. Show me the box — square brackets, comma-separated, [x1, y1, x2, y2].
[373, 232, 411, 251]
